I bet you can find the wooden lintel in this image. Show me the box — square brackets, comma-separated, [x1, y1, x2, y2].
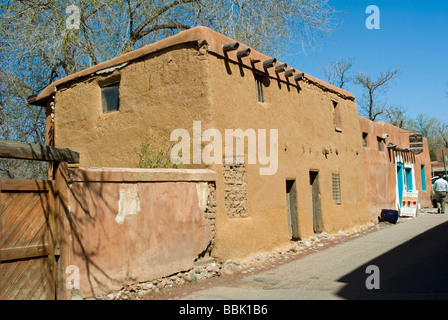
[0, 139, 79, 164]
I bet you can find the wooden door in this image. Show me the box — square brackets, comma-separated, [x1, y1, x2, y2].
[286, 180, 299, 240]
[310, 171, 322, 234]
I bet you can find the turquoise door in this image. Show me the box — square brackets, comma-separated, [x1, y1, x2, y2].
[397, 163, 404, 205]
[421, 165, 427, 191]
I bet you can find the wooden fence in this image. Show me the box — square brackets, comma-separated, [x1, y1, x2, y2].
[0, 140, 79, 300]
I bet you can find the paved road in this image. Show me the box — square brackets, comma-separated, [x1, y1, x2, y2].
[181, 212, 448, 300]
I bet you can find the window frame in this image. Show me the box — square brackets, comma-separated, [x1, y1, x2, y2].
[332, 100, 342, 132]
[377, 136, 384, 151]
[362, 132, 368, 147]
[254, 73, 265, 103]
[100, 80, 120, 114]
[332, 172, 342, 205]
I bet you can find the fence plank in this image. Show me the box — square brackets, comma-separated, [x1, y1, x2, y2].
[0, 140, 79, 164]
[0, 245, 50, 262]
[0, 180, 53, 192]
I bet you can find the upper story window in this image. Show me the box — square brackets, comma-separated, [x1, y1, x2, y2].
[255, 74, 265, 103]
[100, 81, 120, 113]
[362, 132, 368, 147]
[377, 136, 384, 151]
[333, 100, 342, 132]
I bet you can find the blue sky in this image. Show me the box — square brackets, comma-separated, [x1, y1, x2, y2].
[286, 0, 448, 122]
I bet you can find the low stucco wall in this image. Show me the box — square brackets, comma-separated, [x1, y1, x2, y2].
[65, 167, 217, 298]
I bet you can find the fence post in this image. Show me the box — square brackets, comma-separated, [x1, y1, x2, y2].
[52, 161, 71, 300]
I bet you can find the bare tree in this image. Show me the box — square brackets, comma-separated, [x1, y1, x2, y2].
[381, 105, 410, 129]
[408, 113, 438, 139]
[1, 0, 340, 78]
[354, 67, 400, 121]
[436, 122, 448, 149]
[0, 0, 340, 137]
[322, 57, 355, 89]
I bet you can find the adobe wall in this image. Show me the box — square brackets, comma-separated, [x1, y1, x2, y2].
[52, 43, 212, 168]
[205, 53, 371, 261]
[358, 117, 432, 221]
[65, 167, 217, 298]
[50, 40, 371, 263]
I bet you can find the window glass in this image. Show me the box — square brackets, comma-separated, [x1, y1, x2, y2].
[101, 83, 119, 113]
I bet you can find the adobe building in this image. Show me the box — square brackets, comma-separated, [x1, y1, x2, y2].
[30, 26, 372, 261]
[358, 117, 432, 220]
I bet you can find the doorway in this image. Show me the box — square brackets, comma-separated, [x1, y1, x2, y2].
[310, 171, 322, 234]
[286, 180, 299, 240]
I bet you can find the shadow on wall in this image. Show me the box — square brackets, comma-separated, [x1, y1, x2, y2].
[65, 167, 217, 298]
[336, 218, 448, 300]
[65, 168, 121, 297]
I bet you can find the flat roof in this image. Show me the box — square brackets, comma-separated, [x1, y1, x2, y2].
[31, 26, 355, 106]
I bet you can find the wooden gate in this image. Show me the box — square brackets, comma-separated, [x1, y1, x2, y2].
[0, 140, 78, 300]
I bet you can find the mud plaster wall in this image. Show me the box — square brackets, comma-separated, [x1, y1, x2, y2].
[53, 44, 211, 168]
[65, 168, 216, 298]
[206, 53, 371, 261]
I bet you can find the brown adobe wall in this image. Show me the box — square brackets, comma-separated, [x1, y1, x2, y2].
[204, 52, 371, 261]
[52, 43, 212, 168]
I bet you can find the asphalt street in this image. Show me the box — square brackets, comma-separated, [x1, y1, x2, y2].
[180, 211, 448, 300]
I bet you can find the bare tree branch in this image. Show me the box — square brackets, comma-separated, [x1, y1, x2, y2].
[124, 0, 199, 52]
[354, 67, 400, 121]
[322, 57, 355, 89]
